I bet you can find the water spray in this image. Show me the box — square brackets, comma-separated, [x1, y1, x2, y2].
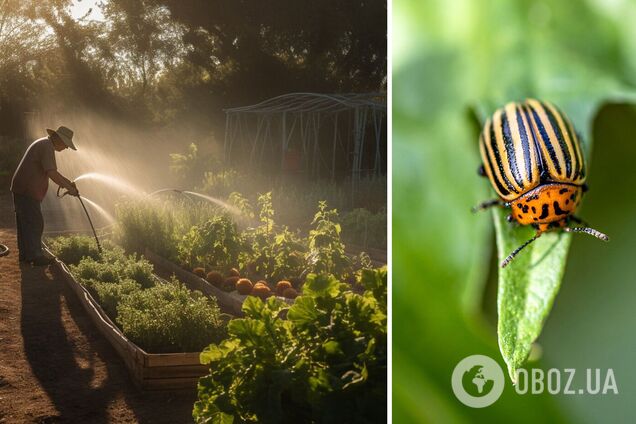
[57, 184, 103, 254]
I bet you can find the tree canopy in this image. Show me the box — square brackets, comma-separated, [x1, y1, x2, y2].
[0, 0, 386, 135]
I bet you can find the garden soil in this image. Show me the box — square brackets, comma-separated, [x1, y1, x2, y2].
[0, 191, 196, 423]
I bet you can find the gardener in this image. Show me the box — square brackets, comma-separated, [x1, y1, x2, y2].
[10, 126, 79, 266]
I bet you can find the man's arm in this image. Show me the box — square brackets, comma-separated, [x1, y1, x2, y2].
[47, 170, 79, 196]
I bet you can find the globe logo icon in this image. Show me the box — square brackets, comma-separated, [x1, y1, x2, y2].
[462, 365, 495, 397]
[451, 355, 505, 408]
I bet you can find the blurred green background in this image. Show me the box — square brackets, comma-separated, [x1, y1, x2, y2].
[392, 0, 636, 422]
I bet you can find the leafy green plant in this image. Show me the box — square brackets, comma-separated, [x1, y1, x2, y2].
[82, 278, 141, 319]
[170, 142, 215, 187]
[117, 278, 226, 353]
[200, 169, 244, 198]
[228, 191, 255, 221]
[193, 267, 387, 423]
[47, 234, 102, 265]
[116, 200, 179, 260]
[269, 227, 306, 282]
[52, 236, 227, 353]
[341, 207, 387, 249]
[305, 201, 351, 279]
[70, 246, 156, 287]
[178, 215, 243, 271]
[240, 193, 308, 282]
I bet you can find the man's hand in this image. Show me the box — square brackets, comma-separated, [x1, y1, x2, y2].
[67, 182, 79, 197]
[47, 170, 79, 196]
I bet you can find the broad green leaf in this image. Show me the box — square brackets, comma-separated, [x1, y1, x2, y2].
[228, 319, 266, 345]
[287, 296, 319, 325]
[302, 273, 341, 298]
[200, 344, 224, 364]
[241, 295, 265, 318]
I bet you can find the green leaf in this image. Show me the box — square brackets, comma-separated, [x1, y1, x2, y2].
[228, 319, 266, 346]
[200, 344, 224, 364]
[493, 207, 572, 382]
[322, 340, 343, 356]
[287, 296, 319, 325]
[302, 274, 341, 298]
[210, 412, 234, 424]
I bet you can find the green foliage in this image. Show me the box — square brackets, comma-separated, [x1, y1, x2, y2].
[52, 236, 227, 354]
[47, 234, 101, 265]
[169, 143, 215, 187]
[240, 193, 276, 279]
[228, 191, 255, 221]
[116, 200, 179, 260]
[82, 278, 141, 320]
[193, 268, 387, 423]
[305, 201, 351, 279]
[178, 215, 243, 271]
[117, 278, 226, 353]
[240, 193, 307, 282]
[341, 207, 387, 249]
[70, 246, 155, 288]
[68, 244, 157, 321]
[200, 170, 243, 198]
[270, 227, 306, 282]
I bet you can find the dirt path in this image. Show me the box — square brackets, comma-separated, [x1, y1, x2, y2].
[0, 192, 195, 423]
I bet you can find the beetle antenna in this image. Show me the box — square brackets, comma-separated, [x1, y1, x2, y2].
[564, 226, 609, 241]
[501, 233, 541, 268]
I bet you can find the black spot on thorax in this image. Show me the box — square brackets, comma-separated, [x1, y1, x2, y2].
[553, 201, 568, 216]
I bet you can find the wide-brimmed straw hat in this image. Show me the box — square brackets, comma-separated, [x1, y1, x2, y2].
[46, 126, 77, 151]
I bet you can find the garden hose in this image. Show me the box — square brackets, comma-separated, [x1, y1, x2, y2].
[57, 185, 103, 254]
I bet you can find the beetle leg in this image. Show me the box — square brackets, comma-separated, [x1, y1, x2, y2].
[471, 199, 503, 213]
[477, 164, 487, 177]
[501, 231, 543, 268]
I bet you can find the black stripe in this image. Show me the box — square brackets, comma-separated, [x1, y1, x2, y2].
[515, 105, 533, 183]
[522, 105, 547, 179]
[481, 133, 511, 197]
[529, 105, 562, 176]
[501, 111, 524, 188]
[563, 115, 585, 179]
[489, 119, 518, 194]
[542, 102, 572, 178]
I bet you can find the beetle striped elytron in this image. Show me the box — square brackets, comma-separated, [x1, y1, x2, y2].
[474, 99, 609, 267]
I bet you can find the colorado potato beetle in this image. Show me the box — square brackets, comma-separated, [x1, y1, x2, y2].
[474, 99, 609, 267]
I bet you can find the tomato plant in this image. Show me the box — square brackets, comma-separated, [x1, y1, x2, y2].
[305, 201, 351, 280]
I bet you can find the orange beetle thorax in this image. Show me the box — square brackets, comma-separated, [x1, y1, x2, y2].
[510, 183, 582, 228]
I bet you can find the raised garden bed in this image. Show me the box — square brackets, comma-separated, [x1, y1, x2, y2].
[44, 246, 208, 390]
